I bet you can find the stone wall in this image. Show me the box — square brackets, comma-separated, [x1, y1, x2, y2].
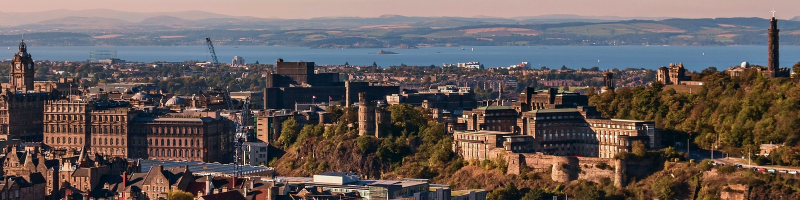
[507, 153, 625, 187]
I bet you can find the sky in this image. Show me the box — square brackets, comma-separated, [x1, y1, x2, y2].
[3, 0, 799, 19]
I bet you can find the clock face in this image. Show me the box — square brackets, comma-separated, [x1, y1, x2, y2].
[14, 63, 20, 70]
[27, 63, 32, 69]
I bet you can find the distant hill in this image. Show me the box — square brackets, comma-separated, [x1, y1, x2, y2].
[792, 16, 800, 21]
[138, 16, 193, 26]
[0, 12, 795, 47]
[0, 9, 241, 26]
[34, 17, 132, 29]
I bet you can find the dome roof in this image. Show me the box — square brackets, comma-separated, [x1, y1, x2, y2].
[741, 61, 750, 68]
[165, 96, 187, 106]
[131, 92, 152, 101]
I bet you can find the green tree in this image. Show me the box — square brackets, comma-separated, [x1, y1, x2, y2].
[296, 124, 315, 145]
[652, 175, 675, 200]
[717, 165, 736, 174]
[278, 117, 299, 147]
[632, 140, 647, 158]
[167, 190, 194, 200]
[793, 61, 800, 78]
[698, 159, 713, 171]
[575, 186, 600, 200]
[487, 183, 521, 200]
[522, 188, 545, 200]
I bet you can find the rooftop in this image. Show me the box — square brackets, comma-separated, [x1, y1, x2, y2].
[476, 106, 513, 110]
[526, 108, 580, 114]
[135, 159, 273, 177]
[454, 130, 515, 135]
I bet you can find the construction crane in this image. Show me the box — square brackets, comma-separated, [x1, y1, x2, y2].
[229, 94, 251, 178]
[205, 37, 219, 65]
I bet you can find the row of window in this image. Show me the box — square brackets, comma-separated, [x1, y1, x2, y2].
[131, 126, 202, 135]
[46, 137, 205, 148]
[44, 114, 126, 122]
[45, 125, 126, 134]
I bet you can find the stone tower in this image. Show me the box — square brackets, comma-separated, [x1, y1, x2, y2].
[358, 93, 376, 136]
[10, 39, 35, 91]
[656, 66, 669, 85]
[601, 72, 614, 93]
[768, 15, 780, 77]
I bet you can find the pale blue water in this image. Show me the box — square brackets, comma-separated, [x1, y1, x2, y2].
[4, 45, 799, 71]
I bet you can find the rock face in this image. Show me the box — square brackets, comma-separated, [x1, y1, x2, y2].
[273, 139, 386, 179]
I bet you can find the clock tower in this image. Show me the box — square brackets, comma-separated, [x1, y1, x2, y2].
[10, 39, 34, 91]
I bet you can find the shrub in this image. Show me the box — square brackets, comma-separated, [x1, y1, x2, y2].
[717, 165, 736, 174]
[652, 175, 676, 200]
[596, 162, 610, 170]
[698, 159, 713, 171]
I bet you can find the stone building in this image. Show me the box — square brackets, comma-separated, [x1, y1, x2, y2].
[386, 85, 477, 111]
[452, 131, 532, 161]
[0, 40, 61, 142]
[518, 106, 657, 158]
[264, 59, 399, 109]
[1, 145, 53, 199]
[129, 115, 229, 163]
[358, 93, 391, 137]
[0, 91, 53, 142]
[122, 165, 194, 200]
[254, 110, 294, 143]
[460, 106, 518, 132]
[656, 63, 686, 85]
[44, 99, 136, 158]
[512, 87, 587, 112]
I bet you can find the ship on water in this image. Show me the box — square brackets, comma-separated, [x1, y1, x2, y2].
[376, 49, 398, 54]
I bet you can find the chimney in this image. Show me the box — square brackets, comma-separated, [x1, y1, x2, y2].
[122, 172, 127, 200]
[205, 175, 213, 195]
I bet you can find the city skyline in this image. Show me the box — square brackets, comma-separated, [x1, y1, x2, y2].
[2, 0, 798, 20]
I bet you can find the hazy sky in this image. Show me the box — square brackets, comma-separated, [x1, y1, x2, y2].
[4, 0, 799, 19]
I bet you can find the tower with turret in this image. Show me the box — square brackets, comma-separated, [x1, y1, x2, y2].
[10, 39, 35, 91]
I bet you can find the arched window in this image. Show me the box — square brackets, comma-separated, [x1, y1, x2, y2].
[172, 139, 176, 147]
[161, 139, 165, 146]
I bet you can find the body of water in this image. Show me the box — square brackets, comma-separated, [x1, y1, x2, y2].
[4, 45, 799, 71]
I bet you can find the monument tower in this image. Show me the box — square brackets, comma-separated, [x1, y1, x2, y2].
[768, 9, 779, 77]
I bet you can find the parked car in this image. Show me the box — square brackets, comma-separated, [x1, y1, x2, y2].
[779, 170, 788, 173]
[758, 168, 767, 172]
[789, 171, 798, 175]
[768, 169, 777, 173]
[734, 164, 743, 168]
